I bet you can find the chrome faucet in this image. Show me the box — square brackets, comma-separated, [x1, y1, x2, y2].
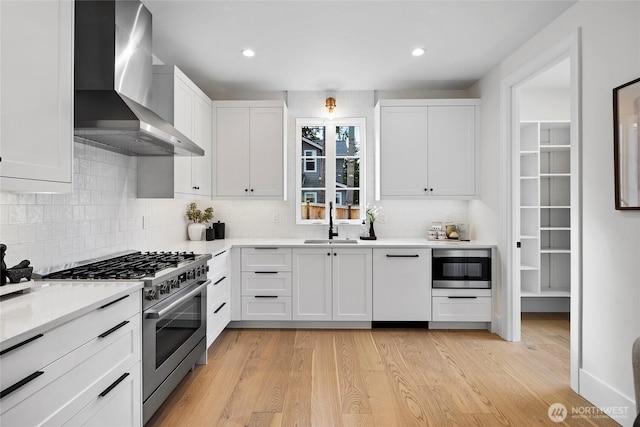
[328, 201, 338, 239]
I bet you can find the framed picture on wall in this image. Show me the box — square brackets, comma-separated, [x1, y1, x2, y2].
[613, 76, 640, 210]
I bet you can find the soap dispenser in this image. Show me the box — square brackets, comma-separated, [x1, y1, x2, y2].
[359, 220, 368, 239]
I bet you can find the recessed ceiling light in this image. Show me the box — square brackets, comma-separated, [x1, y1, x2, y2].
[411, 47, 426, 57]
[241, 49, 255, 58]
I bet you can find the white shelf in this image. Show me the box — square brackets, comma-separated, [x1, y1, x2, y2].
[540, 173, 570, 177]
[541, 248, 571, 254]
[540, 287, 571, 297]
[518, 120, 571, 302]
[540, 145, 570, 151]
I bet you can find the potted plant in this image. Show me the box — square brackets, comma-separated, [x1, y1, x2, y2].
[185, 202, 214, 241]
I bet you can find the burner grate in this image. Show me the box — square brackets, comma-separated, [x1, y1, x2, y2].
[43, 251, 199, 281]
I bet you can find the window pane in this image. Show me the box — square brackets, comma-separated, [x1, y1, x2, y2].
[301, 126, 325, 152]
[334, 190, 360, 220]
[336, 126, 360, 156]
[335, 158, 360, 187]
[301, 158, 326, 188]
[300, 191, 326, 220]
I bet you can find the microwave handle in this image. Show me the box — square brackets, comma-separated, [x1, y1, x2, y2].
[145, 280, 210, 320]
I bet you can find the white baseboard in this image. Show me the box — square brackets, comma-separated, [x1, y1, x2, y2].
[578, 369, 636, 426]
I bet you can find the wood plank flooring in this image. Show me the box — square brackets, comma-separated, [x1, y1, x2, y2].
[147, 313, 617, 426]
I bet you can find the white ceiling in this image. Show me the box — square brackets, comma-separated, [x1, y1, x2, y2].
[143, 0, 576, 97]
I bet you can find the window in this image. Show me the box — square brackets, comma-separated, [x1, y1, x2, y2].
[303, 149, 317, 172]
[296, 118, 365, 224]
[303, 192, 317, 203]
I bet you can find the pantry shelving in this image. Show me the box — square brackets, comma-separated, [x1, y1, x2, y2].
[519, 121, 571, 298]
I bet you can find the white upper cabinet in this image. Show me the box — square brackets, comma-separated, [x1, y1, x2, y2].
[141, 65, 212, 199]
[375, 99, 479, 199]
[213, 101, 287, 199]
[0, 0, 73, 193]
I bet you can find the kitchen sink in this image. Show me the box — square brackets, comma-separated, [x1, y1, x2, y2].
[303, 239, 358, 244]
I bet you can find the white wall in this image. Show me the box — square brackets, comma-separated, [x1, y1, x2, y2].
[469, 1, 640, 424]
[519, 87, 570, 121]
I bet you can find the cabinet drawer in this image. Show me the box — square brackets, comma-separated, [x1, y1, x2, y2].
[241, 296, 292, 321]
[241, 248, 292, 271]
[0, 290, 140, 392]
[432, 296, 492, 322]
[242, 272, 291, 296]
[207, 298, 230, 348]
[209, 272, 230, 307]
[1, 314, 140, 425]
[209, 249, 229, 274]
[64, 361, 141, 427]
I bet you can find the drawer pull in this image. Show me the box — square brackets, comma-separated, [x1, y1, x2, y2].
[447, 296, 478, 299]
[214, 276, 226, 285]
[99, 294, 129, 309]
[254, 271, 278, 274]
[98, 320, 130, 339]
[1, 371, 44, 399]
[254, 247, 279, 250]
[254, 295, 278, 299]
[386, 254, 420, 258]
[99, 372, 130, 398]
[214, 302, 227, 314]
[0, 333, 44, 357]
[214, 250, 227, 257]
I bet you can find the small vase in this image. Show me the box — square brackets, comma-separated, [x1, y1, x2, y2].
[187, 223, 206, 241]
[369, 221, 377, 239]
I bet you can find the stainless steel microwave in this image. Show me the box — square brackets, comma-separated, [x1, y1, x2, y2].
[432, 249, 491, 289]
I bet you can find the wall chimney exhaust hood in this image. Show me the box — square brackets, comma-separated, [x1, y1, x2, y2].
[74, 0, 204, 156]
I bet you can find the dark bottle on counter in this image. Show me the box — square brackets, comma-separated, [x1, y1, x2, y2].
[1, 244, 7, 286]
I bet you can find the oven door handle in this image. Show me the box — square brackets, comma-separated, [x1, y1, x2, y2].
[145, 280, 210, 320]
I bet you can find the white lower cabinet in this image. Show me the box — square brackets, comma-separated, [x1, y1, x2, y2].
[292, 248, 372, 322]
[207, 250, 231, 348]
[292, 248, 332, 321]
[372, 248, 431, 321]
[431, 288, 492, 322]
[0, 290, 142, 427]
[240, 248, 293, 320]
[241, 296, 292, 320]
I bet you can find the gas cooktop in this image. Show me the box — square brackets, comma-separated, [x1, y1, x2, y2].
[38, 251, 204, 281]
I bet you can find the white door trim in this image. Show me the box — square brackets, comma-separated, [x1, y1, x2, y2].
[500, 29, 582, 392]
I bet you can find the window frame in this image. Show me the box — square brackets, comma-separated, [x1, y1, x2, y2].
[295, 117, 366, 225]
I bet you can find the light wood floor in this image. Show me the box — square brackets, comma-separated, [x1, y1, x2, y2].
[147, 313, 616, 426]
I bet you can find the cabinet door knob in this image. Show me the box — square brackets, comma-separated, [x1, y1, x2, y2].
[250, 189, 254, 192]
[245, 188, 249, 192]
[327, 252, 331, 256]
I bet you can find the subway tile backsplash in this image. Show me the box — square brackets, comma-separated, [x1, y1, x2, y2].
[0, 141, 186, 270]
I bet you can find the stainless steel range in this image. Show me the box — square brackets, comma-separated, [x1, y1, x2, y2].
[38, 250, 212, 424]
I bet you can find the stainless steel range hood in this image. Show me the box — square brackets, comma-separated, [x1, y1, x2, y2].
[74, 0, 203, 156]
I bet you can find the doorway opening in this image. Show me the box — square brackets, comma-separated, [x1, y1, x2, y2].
[504, 30, 581, 391]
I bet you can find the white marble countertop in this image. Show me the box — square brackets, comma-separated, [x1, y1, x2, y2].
[0, 281, 143, 348]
